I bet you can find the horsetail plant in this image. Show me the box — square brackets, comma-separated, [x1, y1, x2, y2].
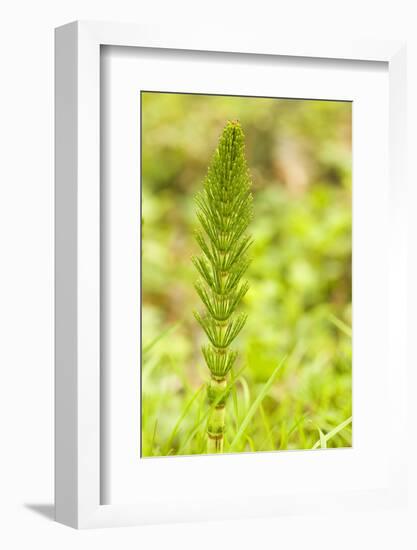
[193, 121, 253, 453]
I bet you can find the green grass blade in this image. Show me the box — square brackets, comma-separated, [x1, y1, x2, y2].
[287, 414, 308, 440]
[245, 434, 256, 452]
[150, 419, 158, 455]
[142, 322, 181, 355]
[318, 428, 327, 449]
[260, 403, 274, 450]
[328, 314, 352, 338]
[229, 355, 287, 452]
[258, 425, 280, 452]
[230, 367, 240, 430]
[280, 415, 308, 450]
[312, 415, 353, 449]
[239, 375, 251, 412]
[163, 384, 204, 455]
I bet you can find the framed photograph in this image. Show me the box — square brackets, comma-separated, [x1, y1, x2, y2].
[55, 21, 407, 528]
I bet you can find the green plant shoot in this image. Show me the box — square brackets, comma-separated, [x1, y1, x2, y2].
[193, 121, 253, 453]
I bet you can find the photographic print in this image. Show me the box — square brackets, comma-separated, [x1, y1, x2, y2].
[141, 91, 352, 457]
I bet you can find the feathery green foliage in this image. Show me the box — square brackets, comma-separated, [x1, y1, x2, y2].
[193, 121, 253, 453]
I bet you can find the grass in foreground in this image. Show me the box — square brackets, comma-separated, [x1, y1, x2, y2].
[141, 315, 352, 457]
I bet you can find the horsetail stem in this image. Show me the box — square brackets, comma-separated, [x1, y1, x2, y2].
[193, 121, 253, 453]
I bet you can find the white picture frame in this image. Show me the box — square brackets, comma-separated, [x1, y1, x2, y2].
[55, 21, 407, 529]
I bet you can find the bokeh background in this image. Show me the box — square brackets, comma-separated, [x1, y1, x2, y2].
[141, 91, 352, 457]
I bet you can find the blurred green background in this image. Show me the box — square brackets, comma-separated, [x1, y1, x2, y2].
[141, 91, 352, 457]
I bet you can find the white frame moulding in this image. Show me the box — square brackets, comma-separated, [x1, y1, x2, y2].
[55, 21, 407, 529]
